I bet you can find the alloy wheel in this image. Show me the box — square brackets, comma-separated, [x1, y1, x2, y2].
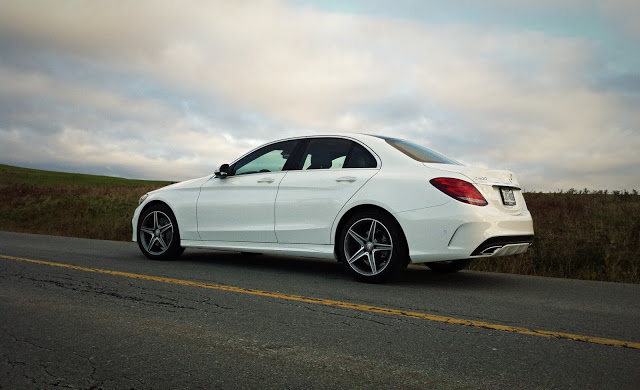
[139, 210, 174, 255]
[344, 218, 393, 276]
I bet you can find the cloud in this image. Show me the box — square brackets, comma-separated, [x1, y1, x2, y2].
[596, 0, 640, 39]
[0, 0, 638, 190]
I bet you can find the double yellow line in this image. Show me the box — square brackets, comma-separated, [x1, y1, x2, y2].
[2, 254, 639, 350]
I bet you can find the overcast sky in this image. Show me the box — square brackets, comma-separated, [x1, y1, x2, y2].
[1, 0, 638, 191]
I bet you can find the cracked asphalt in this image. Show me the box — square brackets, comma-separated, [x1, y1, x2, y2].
[1, 231, 639, 389]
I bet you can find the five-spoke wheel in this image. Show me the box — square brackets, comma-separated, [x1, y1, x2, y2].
[137, 204, 184, 260]
[339, 211, 408, 283]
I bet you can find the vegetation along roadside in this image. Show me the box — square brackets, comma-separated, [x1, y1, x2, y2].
[1, 163, 638, 283]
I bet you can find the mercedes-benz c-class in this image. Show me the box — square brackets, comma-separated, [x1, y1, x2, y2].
[133, 134, 534, 282]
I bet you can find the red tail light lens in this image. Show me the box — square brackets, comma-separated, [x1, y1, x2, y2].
[430, 178, 488, 206]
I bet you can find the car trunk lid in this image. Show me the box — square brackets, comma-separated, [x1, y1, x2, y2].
[423, 163, 526, 214]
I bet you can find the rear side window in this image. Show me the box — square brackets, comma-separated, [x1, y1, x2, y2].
[383, 137, 460, 165]
[294, 138, 379, 170]
[344, 143, 377, 168]
[300, 138, 351, 170]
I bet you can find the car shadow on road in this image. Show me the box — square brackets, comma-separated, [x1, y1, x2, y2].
[175, 248, 513, 290]
[396, 264, 514, 289]
[179, 249, 349, 279]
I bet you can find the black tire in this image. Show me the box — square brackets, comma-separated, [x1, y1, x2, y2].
[425, 259, 470, 273]
[338, 211, 409, 283]
[137, 203, 184, 260]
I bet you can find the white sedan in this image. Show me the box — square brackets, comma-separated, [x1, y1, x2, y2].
[132, 134, 534, 283]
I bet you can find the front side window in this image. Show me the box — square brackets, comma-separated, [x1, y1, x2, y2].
[233, 140, 298, 176]
[300, 138, 352, 170]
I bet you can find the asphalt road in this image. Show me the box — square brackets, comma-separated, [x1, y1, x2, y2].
[1, 231, 639, 390]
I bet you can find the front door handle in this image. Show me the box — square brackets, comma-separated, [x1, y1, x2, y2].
[257, 178, 275, 184]
[336, 176, 357, 183]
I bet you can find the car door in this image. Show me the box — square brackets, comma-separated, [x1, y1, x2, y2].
[275, 137, 380, 244]
[197, 139, 298, 242]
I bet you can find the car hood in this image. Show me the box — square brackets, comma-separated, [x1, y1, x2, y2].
[423, 163, 520, 188]
[151, 174, 214, 193]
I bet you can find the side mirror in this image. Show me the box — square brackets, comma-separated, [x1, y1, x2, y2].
[214, 163, 230, 178]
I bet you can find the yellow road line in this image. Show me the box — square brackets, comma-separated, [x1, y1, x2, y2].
[2, 254, 639, 350]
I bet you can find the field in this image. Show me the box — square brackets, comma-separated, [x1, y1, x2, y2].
[470, 190, 640, 283]
[1, 163, 638, 283]
[0, 164, 171, 241]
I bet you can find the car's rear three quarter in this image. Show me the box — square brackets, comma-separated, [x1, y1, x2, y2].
[349, 136, 534, 266]
[396, 162, 534, 264]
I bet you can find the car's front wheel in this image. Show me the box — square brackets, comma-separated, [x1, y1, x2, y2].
[338, 211, 409, 283]
[137, 204, 184, 260]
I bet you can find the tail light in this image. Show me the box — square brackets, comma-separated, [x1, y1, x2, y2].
[430, 178, 488, 206]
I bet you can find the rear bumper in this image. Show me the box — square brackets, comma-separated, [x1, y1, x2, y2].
[471, 235, 534, 256]
[395, 201, 534, 263]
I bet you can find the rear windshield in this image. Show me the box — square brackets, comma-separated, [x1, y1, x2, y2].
[376, 136, 461, 165]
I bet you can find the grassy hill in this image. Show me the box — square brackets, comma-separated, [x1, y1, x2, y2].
[0, 164, 172, 241]
[1, 164, 638, 283]
[0, 164, 170, 187]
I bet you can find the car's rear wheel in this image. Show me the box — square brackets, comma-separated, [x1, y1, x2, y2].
[338, 211, 409, 283]
[426, 259, 470, 273]
[137, 204, 184, 260]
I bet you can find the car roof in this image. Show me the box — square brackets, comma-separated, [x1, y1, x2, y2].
[269, 133, 421, 168]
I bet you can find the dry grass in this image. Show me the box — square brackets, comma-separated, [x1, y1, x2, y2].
[0, 183, 162, 241]
[0, 164, 170, 241]
[469, 191, 640, 283]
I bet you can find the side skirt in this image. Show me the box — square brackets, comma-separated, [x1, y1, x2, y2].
[180, 240, 337, 260]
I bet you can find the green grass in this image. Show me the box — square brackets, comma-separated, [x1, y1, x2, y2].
[0, 164, 169, 187]
[0, 164, 638, 283]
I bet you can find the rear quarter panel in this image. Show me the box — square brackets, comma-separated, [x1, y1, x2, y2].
[329, 163, 465, 244]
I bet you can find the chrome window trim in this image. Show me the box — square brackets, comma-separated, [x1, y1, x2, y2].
[228, 135, 382, 172]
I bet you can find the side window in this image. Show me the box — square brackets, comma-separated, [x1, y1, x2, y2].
[300, 138, 352, 170]
[233, 140, 297, 176]
[344, 143, 377, 168]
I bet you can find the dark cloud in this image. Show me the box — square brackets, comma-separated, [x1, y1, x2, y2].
[598, 73, 640, 96]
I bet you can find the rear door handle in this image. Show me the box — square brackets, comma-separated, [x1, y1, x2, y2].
[257, 178, 275, 184]
[336, 176, 357, 183]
